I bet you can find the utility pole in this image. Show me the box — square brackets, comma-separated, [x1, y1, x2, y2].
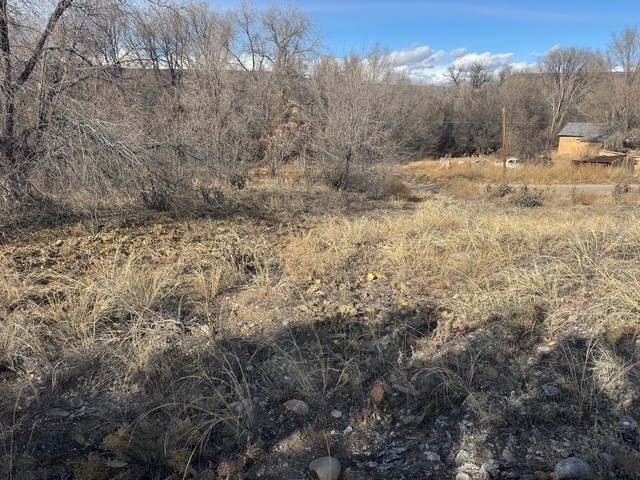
[502, 107, 507, 172]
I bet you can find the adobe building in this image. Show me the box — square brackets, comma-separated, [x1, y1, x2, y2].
[557, 123, 606, 159]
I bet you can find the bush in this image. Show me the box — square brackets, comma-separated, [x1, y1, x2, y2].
[497, 183, 515, 197]
[350, 171, 403, 200]
[321, 166, 350, 191]
[321, 167, 411, 200]
[511, 185, 543, 207]
[199, 185, 225, 211]
[140, 184, 172, 212]
[229, 171, 248, 190]
[613, 183, 632, 196]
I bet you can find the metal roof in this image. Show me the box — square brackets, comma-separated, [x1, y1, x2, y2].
[557, 122, 605, 138]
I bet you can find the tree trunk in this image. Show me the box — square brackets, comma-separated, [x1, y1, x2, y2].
[0, 0, 15, 167]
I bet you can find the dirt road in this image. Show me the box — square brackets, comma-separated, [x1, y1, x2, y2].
[530, 184, 640, 195]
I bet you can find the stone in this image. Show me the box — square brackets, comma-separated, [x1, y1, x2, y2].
[501, 448, 516, 463]
[309, 456, 341, 480]
[47, 408, 71, 418]
[424, 451, 441, 462]
[455, 449, 471, 466]
[331, 409, 343, 419]
[68, 397, 85, 408]
[619, 415, 638, 431]
[482, 459, 500, 477]
[283, 399, 309, 415]
[456, 473, 473, 480]
[107, 459, 129, 468]
[73, 432, 91, 447]
[228, 398, 252, 413]
[542, 384, 561, 397]
[553, 457, 593, 479]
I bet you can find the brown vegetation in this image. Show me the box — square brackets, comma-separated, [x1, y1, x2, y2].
[402, 156, 637, 187]
[2, 2, 640, 479]
[2, 172, 640, 478]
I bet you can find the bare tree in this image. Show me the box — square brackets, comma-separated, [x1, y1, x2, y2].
[0, 0, 176, 221]
[466, 61, 492, 89]
[261, 2, 317, 83]
[0, 0, 74, 173]
[310, 51, 404, 189]
[78, 0, 137, 74]
[498, 69, 548, 160]
[443, 64, 464, 86]
[539, 46, 603, 135]
[443, 62, 492, 88]
[133, 1, 195, 87]
[226, 1, 266, 73]
[223, 2, 319, 179]
[608, 25, 640, 133]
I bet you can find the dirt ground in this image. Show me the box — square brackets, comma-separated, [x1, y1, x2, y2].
[2, 177, 640, 480]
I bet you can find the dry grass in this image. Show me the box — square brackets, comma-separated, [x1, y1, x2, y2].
[402, 156, 638, 186]
[3, 181, 640, 478]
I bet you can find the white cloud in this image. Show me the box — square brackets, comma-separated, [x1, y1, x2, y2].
[385, 44, 532, 83]
[451, 51, 515, 70]
[387, 44, 447, 68]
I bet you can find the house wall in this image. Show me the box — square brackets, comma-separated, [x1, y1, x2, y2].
[557, 137, 601, 158]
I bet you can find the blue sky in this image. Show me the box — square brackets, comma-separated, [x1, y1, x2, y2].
[213, 0, 640, 83]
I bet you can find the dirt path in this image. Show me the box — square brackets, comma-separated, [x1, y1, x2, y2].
[528, 184, 640, 195]
[409, 181, 640, 196]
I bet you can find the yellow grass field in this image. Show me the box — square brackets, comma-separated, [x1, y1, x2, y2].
[401, 155, 638, 186]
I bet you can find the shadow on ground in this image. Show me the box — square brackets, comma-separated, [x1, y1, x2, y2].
[4, 290, 640, 479]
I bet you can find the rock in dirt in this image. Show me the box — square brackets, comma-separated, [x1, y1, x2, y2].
[309, 456, 341, 480]
[283, 399, 309, 416]
[482, 459, 500, 477]
[73, 432, 91, 447]
[501, 447, 517, 463]
[542, 384, 562, 397]
[228, 398, 252, 413]
[618, 415, 638, 432]
[553, 457, 592, 479]
[455, 449, 471, 466]
[331, 409, 343, 419]
[47, 408, 71, 418]
[455, 473, 473, 480]
[424, 451, 441, 462]
[68, 397, 85, 408]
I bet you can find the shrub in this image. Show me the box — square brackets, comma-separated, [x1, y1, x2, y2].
[229, 171, 248, 190]
[321, 167, 411, 200]
[497, 183, 515, 197]
[613, 183, 632, 196]
[140, 184, 172, 212]
[511, 185, 543, 207]
[199, 185, 225, 211]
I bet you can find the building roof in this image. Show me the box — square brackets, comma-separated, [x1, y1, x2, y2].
[557, 122, 606, 140]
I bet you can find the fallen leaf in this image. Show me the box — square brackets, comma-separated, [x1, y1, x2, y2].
[337, 304, 358, 317]
[370, 384, 385, 406]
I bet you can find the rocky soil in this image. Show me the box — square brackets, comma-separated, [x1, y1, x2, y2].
[1, 187, 640, 479]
